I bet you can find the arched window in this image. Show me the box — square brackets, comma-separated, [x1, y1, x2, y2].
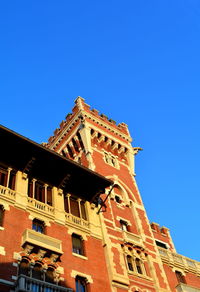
[135, 258, 142, 274]
[45, 267, 55, 284]
[0, 205, 4, 227]
[126, 255, 145, 275]
[75, 276, 87, 292]
[32, 219, 45, 234]
[32, 263, 43, 280]
[127, 255, 134, 271]
[19, 259, 30, 276]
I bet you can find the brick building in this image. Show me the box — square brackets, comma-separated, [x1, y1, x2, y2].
[0, 96, 199, 292]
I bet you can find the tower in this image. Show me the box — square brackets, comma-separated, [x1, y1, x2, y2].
[46, 97, 175, 291]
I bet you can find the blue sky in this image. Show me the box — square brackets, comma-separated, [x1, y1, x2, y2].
[0, 1, 200, 261]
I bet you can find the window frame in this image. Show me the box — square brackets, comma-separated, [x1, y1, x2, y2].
[64, 194, 87, 221]
[32, 219, 45, 234]
[72, 234, 84, 256]
[75, 276, 88, 292]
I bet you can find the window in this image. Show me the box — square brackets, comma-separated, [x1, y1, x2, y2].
[32, 263, 43, 280]
[64, 195, 87, 220]
[32, 219, 45, 234]
[120, 220, 128, 232]
[75, 276, 87, 292]
[0, 166, 15, 189]
[135, 258, 142, 274]
[45, 267, 55, 284]
[175, 271, 185, 284]
[126, 255, 145, 275]
[28, 179, 52, 206]
[127, 255, 134, 271]
[115, 196, 121, 203]
[155, 240, 168, 249]
[104, 152, 118, 168]
[18, 260, 57, 292]
[0, 206, 4, 227]
[72, 234, 84, 255]
[19, 259, 30, 276]
[0, 167, 7, 187]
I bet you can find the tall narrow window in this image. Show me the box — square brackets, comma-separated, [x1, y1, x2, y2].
[127, 255, 134, 271]
[70, 197, 80, 217]
[8, 171, 15, 190]
[120, 220, 128, 231]
[75, 276, 87, 292]
[47, 187, 52, 206]
[32, 263, 43, 280]
[72, 234, 84, 255]
[45, 267, 55, 284]
[80, 201, 87, 220]
[0, 206, 4, 227]
[32, 219, 45, 234]
[0, 167, 7, 187]
[175, 271, 185, 284]
[35, 181, 45, 202]
[135, 258, 142, 274]
[19, 259, 30, 276]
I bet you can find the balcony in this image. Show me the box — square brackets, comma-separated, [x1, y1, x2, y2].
[65, 213, 89, 230]
[158, 247, 200, 273]
[0, 184, 16, 202]
[176, 283, 200, 292]
[22, 229, 63, 255]
[27, 198, 55, 217]
[16, 274, 73, 292]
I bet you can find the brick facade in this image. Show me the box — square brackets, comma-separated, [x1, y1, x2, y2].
[0, 97, 199, 292]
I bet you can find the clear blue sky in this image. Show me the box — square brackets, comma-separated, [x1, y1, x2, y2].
[0, 1, 200, 261]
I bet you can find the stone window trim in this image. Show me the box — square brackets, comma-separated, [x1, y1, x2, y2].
[32, 218, 46, 234]
[71, 270, 93, 284]
[126, 254, 146, 276]
[172, 267, 186, 277]
[72, 233, 85, 256]
[103, 151, 119, 169]
[72, 252, 88, 260]
[155, 239, 169, 249]
[117, 216, 132, 227]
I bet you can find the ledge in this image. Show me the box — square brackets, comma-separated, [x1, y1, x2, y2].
[22, 229, 63, 255]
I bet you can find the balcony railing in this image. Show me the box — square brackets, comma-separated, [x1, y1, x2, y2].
[158, 247, 200, 273]
[16, 274, 73, 292]
[0, 184, 16, 202]
[27, 198, 54, 216]
[22, 229, 63, 255]
[65, 213, 89, 229]
[176, 283, 200, 292]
